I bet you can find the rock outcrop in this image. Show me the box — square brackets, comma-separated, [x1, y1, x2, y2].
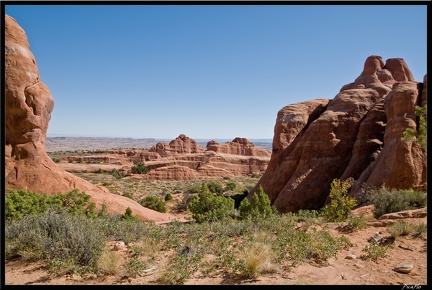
[249, 55, 427, 213]
[4, 14, 180, 223]
[149, 134, 204, 157]
[57, 135, 271, 179]
[206, 137, 271, 157]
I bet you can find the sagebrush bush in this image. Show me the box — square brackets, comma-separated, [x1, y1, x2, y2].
[321, 179, 357, 222]
[140, 195, 167, 213]
[370, 186, 427, 218]
[5, 208, 106, 272]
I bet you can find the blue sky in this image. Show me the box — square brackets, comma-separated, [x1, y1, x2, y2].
[5, 4, 427, 140]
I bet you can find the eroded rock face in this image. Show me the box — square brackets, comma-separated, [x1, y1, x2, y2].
[206, 137, 271, 157]
[249, 55, 426, 213]
[149, 134, 204, 157]
[4, 15, 178, 223]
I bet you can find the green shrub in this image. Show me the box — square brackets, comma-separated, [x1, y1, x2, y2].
[131, 161, 148, 174]
[111, 169, 123, 179]
[5, 189, 97, 220]
[360, 240, 390, 262]
[401, 104, 427, 149]
[238, 186, 274, 220]
[188, 189, 235, 223]
[206, 181, 224, 194]
[122, 207, 139, 221]
[224, 182, 237, 192]
[370, 186, 427, 218]
[321, 179, 357, 222]
[140, 196, 167, 213]
[165, 193, 173, 201]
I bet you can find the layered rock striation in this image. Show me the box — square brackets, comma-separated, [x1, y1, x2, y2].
[249, 55, 427, 213]
[58, 135, 271, 180]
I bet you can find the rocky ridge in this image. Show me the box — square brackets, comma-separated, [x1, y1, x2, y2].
[249, 55, 427, 213]
[55, 134, 271, 180]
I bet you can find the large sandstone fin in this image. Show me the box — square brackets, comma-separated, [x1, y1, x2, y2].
[249, 55, 426, 213]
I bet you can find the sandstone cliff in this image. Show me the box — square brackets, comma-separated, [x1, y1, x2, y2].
[249, 55, 427, 213]
[4, 14, 180, 223]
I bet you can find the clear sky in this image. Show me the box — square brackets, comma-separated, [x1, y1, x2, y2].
[5, 3, 427, 140]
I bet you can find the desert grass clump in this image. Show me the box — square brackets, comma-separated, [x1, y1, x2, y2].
[387, 221, 423, 239]
[96, 249, 124, 276]
[346, 216, 368, 231]
[370, 186, 427, 218]
[360, 240, 390, 262]
[240, 242, 277, 279]
[125, 257, 148, 278]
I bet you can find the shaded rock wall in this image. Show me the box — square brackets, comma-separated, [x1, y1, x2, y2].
[249, 55, 427, 213]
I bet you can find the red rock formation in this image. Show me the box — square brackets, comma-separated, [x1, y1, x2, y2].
[249, 55, 426, 213]
[149, 134, 204, 157]
[206, 137, 271, 158]
[4, 14, 178, 223]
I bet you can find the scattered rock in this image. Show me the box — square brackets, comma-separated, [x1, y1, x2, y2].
[345, 254, 357, 260]
[336, 224, 355, 233]
[393, 264, 414, 274]
[355, 263, 365, 269]
[398, 244, 414, 251]
[377, 236, 395, 247]
[180, 245, 193, 256]
[367, 220, 397, 227]
[114, 241, 126, 251]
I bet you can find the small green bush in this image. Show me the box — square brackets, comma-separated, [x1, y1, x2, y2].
[111, 169, 123, 179]
[370, 186, 427, 218]
[131, 161, 148, 174]
[165, 193, 173, 201]
[360, 240, 389, 262]
[239, 186, 275, 220]
[224, 182, 237, 192]
[188, 189, 235, 223]
[206, 181, 224, 194]
[321, 179, 357, 222]
[140, 196, 167, 213]
[122, 207, 140, 220]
